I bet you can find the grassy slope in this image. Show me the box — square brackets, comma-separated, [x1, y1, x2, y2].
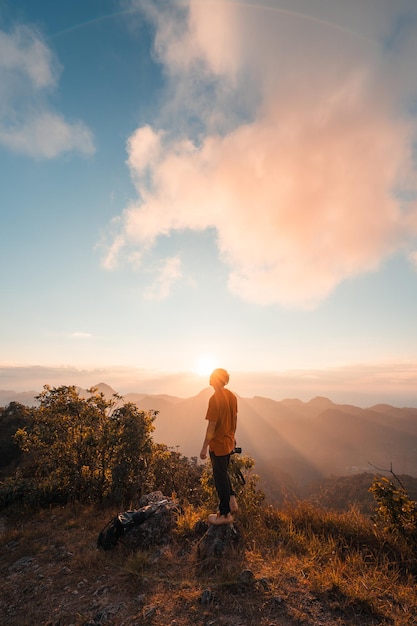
[1, 502, 417, 626]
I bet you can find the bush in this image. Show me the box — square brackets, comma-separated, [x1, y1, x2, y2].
[370, 476, 417, 549]
[0, 402, 31, 475]
[5, 386, 157, 508]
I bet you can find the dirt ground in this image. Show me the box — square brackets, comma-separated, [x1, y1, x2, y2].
[0, 506, 404, 626]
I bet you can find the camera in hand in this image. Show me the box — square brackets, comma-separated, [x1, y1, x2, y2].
[232, 446, 242, 454]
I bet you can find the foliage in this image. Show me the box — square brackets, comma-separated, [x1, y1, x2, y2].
[173, 502, 202, 538]
[0, 386, 210, 511]
[0, 402, 31, 474]
[107, 401, 156, 503]
[149, 443, 204, 505]
[200, 452, 265, 537]
[4, 385, 157, 507]
[370, 475, 417, 550]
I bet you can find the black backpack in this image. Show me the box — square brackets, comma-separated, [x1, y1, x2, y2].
[97, 501, 168, 550]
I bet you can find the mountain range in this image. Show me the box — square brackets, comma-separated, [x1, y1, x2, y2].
[2, 382, 417, 495]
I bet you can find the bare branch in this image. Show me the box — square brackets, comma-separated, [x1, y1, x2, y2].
[368, 461, 407, 491]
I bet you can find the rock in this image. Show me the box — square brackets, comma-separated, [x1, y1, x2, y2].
[199, 588, 215, 605]
[143, 605, 157, 619]
[193, 520, 209, 536]
[196, 523, 243, 561]
[257, 576, 271, 590]
[138, 490, 166, 506]
[120, 492, 179, 551]
[97, 491, 179, 550]
[8, 556, 35, 571]
[238, 569, 254, 583]
[93, 586, 109, 596]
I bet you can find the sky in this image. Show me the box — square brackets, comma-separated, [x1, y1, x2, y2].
[1, 0, 417, 406]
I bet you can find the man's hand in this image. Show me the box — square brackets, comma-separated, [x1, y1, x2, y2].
[200, 421, 215, 460]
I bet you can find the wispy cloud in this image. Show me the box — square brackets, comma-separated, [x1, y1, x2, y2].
[70, 332, 94, 339]
[106, 0, 417, 308]
[143, 256, 182, 300]
[0, 24, 94, 158]
[409, 250, 417, 270]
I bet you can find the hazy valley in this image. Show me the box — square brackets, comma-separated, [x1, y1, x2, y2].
[3, 382, 417, 504]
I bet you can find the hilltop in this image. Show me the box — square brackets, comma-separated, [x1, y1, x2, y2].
[1, 498, 417, 626]
[1, 384, 417, 625]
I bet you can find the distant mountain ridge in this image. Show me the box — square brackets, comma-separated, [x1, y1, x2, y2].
[0, 389, 40, 407]
[2, 382, 417, 490]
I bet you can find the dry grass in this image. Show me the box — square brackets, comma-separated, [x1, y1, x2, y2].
[1, 501, 417, 625]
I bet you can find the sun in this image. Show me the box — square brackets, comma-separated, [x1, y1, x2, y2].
[194, 354, 218, 377]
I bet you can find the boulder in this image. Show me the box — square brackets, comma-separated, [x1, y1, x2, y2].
[196, 522, 243, 561]
[122, 491, 179, 550]
[97, 491, 179, 551]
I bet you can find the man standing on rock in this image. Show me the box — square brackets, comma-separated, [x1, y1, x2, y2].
[200, 368, 238, 525]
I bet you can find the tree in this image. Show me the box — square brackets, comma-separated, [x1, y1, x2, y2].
[370, 475, 417, 546]
[0, 402, 31, 474]
[149, 443, 204, 505]
[11, 385, 157, 506]
[107, 402, 156, 503]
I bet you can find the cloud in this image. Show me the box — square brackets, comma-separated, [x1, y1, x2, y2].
[0, 24, 94, 158]
[143, 256, 182, 300]
[0, 111, 95, 158]
[2, 361, 417, 407]
[108, 0, 417, 308]
[409, 250, 417, 270]
[100, 230, 126, 270]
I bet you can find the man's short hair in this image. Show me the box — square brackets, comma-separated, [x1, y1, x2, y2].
[211, 368, 230, 385]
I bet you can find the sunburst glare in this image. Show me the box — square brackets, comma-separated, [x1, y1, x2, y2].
[194, 354, 218, 377]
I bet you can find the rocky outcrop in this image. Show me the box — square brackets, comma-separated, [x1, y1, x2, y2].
[97, 491, 179, 551]
[196, 522, 243, 560]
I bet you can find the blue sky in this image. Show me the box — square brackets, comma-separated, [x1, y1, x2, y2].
[1, 0, 417, 406]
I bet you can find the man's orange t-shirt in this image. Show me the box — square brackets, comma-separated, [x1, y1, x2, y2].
[205, 388, 238, 456]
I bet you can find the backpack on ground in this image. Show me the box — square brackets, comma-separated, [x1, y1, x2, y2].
[97, 500, 168, 550]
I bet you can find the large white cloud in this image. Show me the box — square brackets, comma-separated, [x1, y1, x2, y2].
[0, 24, 94, 158]
[107, 0, 417, 307]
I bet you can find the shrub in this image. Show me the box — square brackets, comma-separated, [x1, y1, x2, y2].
[5, 386, 157, 508]
[370, 476, 417, 550]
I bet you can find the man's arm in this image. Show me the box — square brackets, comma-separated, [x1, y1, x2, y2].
[200, 421, 216, 460]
